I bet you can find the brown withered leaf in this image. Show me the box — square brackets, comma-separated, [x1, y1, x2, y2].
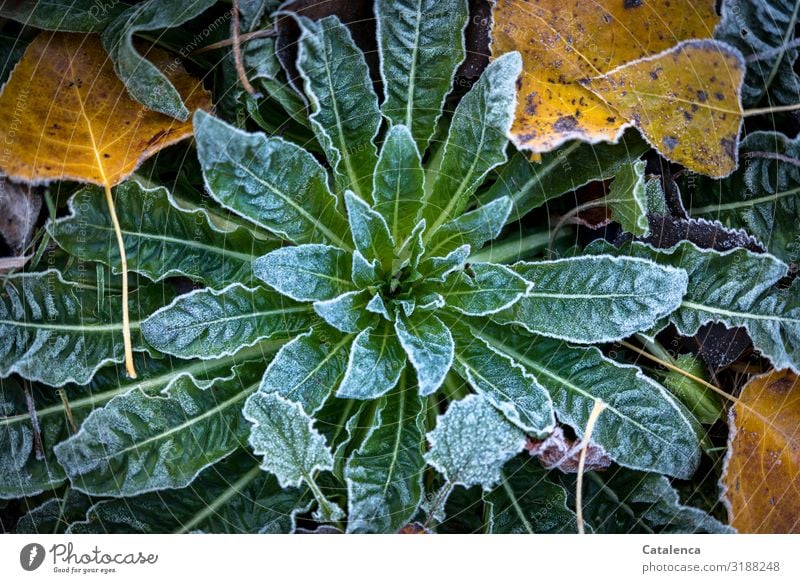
[526, 426, 612, 473]
[0, 32, 211, 186]
[722, 370, 800, 533]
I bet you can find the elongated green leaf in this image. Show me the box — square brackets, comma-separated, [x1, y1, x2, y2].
[0, 270, 163, 386]
[420, 244, 470, 283]
[425, 394, 526, 489]
[485, 459, 577, 534]
[14, 489, 92, 534]
[244, 392, 333, 488]
[606, 160, 648, 236]
[194, 111, 351, 249]
[54, 364, 262, 496]
[142, 284, 310, 359]
[344, 190, 395, 266]
[377, 0, 468, 151]
[468, 322, 701, 479]
[313, 291, 375, 333]
[588, 239, 800, 373]
[295, 15, 380, 198]
[0, 0, 126, 31]
[68, 452, 310, 534]
[480, 134, 649, 222]
[423, 52, 522, 237]
[254, 244, 354, 302]
[494, 256, 688, 344]
[337, 324, 407, 400]
[372, 125, 425, 244]
[244, 36, 308, 126]
[50, 182, 276, 287]
[581, 468, 732, 534]
[716, 0, 800, 107]
[688, 131, 800, 263]
[426, 197, 512, 260]
[395, 313, 453, 396]
[351, 250, 381, 288]
[440, 263, 531, 317]
[450, 325, 554, 436]
[0, 343, 278, 500]
[259, 328, 352, 414]
[345, 376, 425, 533]
[101, 0, 215, 119]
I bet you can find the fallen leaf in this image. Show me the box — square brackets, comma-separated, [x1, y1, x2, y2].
[492, 1, 744, 177]
[0, 31, 211, 379]
[525, 426, 612, 473]
[0, 180, 42, 254]
[582, 40, 744, 178]
[0, 32, 211, 186]
[722, 370, 800, 533]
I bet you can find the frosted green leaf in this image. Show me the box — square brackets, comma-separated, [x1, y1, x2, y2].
[258, 329, 352, 415]
[582, 469, 733, 534]
[244, 392, 342, 521]
[351, 250, 381, 289]
[420, 244, 470, 283]
[313, 291, 375, 333]
[244, 36, 308, 127]
[716, 0, 800, 107]
[606, 160, 648, 236]
[101, 0, 215, 119]
[494, 256, 688, 344]
[366, 293, 392, 320]
[337, 325, 407, 400]
[440, 263, 531, 316]
[194, 111, 351, 249]
[395, 313, 454, 396]
[141, 284, 311, 359]
[49, 182, 276, 287]
[426, 197, 513, 260]
[372, 125, 425, 244]
[0, 0, 126, 31]
[14, 489, 91, 534]
[254, 244, 354, 302]
[470, 322, 701, 478]
[245, 392, 334, 487]
[377, 0, 468, 151]
[479, 133, 649, 222]
[295, 15, 380, 199]
[0, 344, 278, 500]
[0, 270, 162, 386]
[485, 459, 577, 533]
[344, 190, 395, 266]
[425, 394, 526, 489]
[450, 325, 554, 436]
[688, 131, 800, 263]
[54, 364, 261, 496]
[345, 378, 425, 533]
[67, 452, 310, 534]
[422, 52, 522, 237]
[588, 239, 800, 373]
[396, 218, 426, 270]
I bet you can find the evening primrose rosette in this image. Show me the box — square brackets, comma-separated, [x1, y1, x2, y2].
[130, 7, 699, 531]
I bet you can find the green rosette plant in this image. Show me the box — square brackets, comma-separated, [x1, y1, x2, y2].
[7, 0, 799, 534]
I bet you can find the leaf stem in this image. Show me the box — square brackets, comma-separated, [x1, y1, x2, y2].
[104, 183, 136, 379]
[231, 0, 257, 96]
[469, 229, 568, 264]
[547, 199, 605, 258]
[743, 102, 800, 117]
[576, 398, 607, 534]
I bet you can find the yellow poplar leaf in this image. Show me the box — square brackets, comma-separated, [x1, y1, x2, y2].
[583, 40, 744, 178]
[722, 370, 800, 533]
[0, 32, 211, 186]
[492, 0, 718, 153]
